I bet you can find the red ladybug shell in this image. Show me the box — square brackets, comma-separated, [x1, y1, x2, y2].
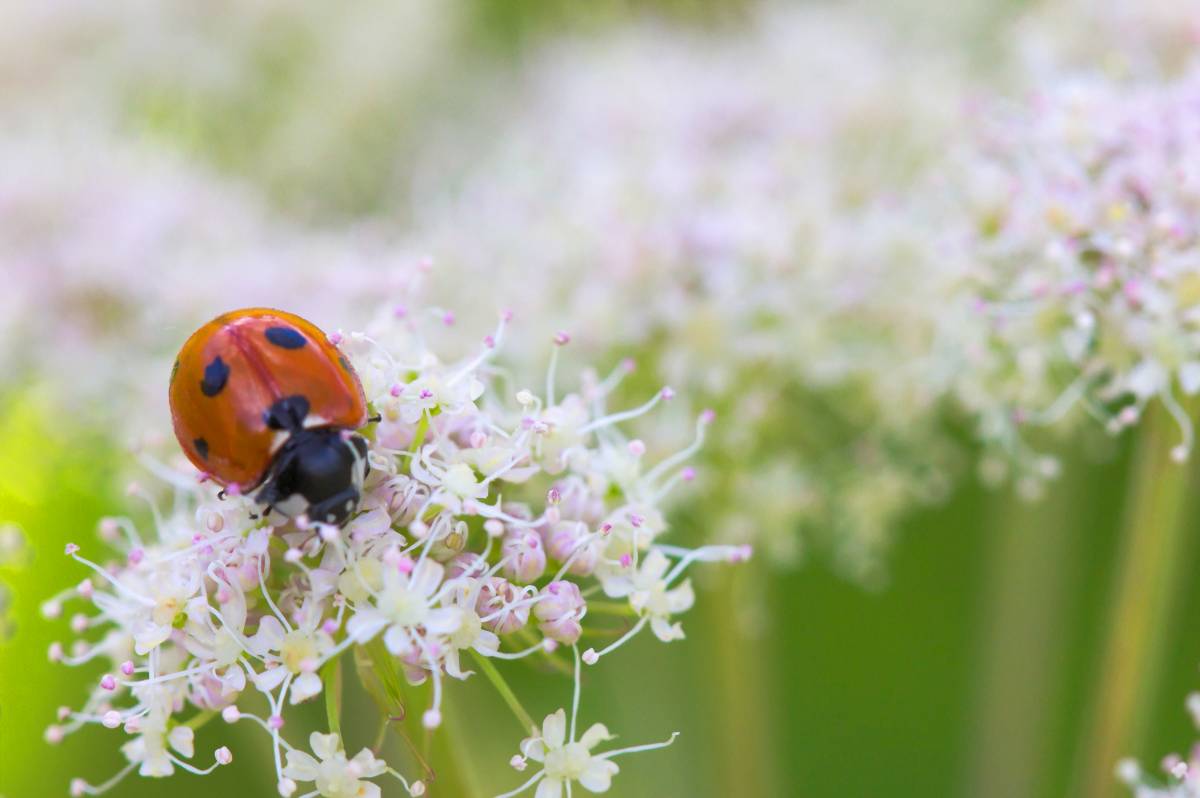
[169, 308, 368, 490]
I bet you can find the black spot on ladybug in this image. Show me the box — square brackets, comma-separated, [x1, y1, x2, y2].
[193, 437, 209, 460]
[200, 356, 230, 397]
[264, 395, 311, 431]
[338, 355, 353, 373]
[265, 326, 307, 349]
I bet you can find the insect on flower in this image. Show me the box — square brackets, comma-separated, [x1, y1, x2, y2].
[169, 308, 372, 526]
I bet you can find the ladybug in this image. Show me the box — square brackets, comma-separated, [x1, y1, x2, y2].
[169, 307, 371, 526]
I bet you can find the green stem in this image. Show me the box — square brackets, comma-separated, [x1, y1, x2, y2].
[470, 650, 536, 733]
[1072, 403, 1198, 798]
[965, 469, 1078, 798]
[581, 600, 636, 615]
[323, 655, 343, 737]
[711, 566, 777, 797]
[183, 710, 216, 731]
[410, 413, 429, 454]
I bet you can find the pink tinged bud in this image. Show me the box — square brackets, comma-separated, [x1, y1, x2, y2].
[394, 304, 409, 318]
[71, 614, 88, 634]
[64, 543, 80, 556]
[469, 431, 488, 448]
[100, 675, 117, 691]
[328, 332, 344, 346]
[322, 619, 339, 635]
[222, 706, 241, 723]
[629, 514, 644, 528]
[484, 519, 505, 537]
[71, 778, 88, 797]
[547, 487, 562, 505]
[319, 525, 340, 542]
[442, 311, 455, 326]
[621, 358, 636, 373]
[284, 548, 303, 564]
[423, 709, 442, 729]
[268, 714, 285, 730]
[502, 531, 547, 583]
[501, 308, 514, 322]
[120, 660, 135, 676]
[700, 408, 716, 425]
[534, 581, 585, 644]
[77, 579, 94, 598]
[390, 383, 403, 397]
[682, 467, 697, 482]
[41, 600, 62, 619]
[279, 778, 298, 797]
[206, 513, 224, 533]
[510, 755, 528, 771]
[660, 387, 675, 401]
[731, 544, 754, 563]
[419, 389, 434, 400]
[553, 331, 571, 346]
[217, 587, 232, 604]
[101, 710, 122, 728]
[397, 555, 415, 575]
[599, 523, 613, 536]
[226, 483, 242, 498]
[483, 335, 495, 349]
[127, 548, 145, 566]
[411, 781, 427, 796]
[619, 554, 633, 569]
[582, 648, 599, 665]
[628, 439, 646, 456]
[45, 725, 64, 744]
[215, 746, 233, 765]
[57, 706, 71, 721]
[98, 518, 119, 540]
[124, 717, 141, 734]
[543, 639, 559, 653]
[48, 642, 64, 662]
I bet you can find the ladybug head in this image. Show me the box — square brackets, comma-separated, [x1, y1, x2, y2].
[255, 426, 370, 527]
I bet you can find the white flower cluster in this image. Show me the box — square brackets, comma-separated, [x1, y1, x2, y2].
[936, 63, 1200, 487]
[399, 6, 969, 582]
[44, 310, 745, 796]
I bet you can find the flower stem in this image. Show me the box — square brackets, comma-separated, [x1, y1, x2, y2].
[471, 650, 536, 733]
[1072, 402, 1199, 798]
[964, 465, 1080, 797]
[323, 654, 343, 737]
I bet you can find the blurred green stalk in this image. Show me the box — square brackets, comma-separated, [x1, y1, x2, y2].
[1072, 404, 1198, 798]
[711, 567, 779, 797]
[965, 459, 1081, 797]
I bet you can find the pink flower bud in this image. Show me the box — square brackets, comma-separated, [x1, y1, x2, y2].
[534, 581, 585, 644]
[501, 531, 546, 584]
[476, 577, 530, 635]
[215, 746, 233, 765]
[100, 674, 116, 691]
[222, 706, 241, 723]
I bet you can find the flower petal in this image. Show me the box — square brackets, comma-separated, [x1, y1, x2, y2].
[542, 708, 567, 749]
[578, 758, 619, 793]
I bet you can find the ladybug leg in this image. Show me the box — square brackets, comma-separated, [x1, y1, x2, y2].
[366, 413, 382, 424]
[217, 489, 227, 501]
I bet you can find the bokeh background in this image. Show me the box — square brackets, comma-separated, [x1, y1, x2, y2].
[3, 1, 1200, 796]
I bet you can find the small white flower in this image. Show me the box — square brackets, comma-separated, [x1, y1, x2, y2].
[282, 732, 387, 798]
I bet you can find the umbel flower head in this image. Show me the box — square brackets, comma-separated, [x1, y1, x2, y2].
[398, 5, 971, 583]
[938, 63, 1200, 487]
[45, 306, 745, 796]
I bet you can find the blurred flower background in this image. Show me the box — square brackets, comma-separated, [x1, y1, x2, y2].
[5, 0, 1200, 796]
